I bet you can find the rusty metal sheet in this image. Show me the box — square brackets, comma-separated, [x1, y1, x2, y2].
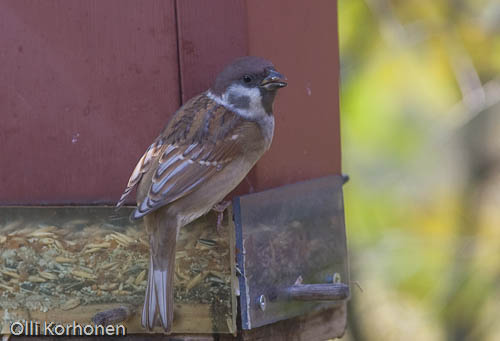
[233, 175, 349, 329]
[0, 206, 236, 334]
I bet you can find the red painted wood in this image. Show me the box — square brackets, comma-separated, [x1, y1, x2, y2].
[0, 0, 341, 204]
[0, 0, 180, 205]
[175, 0, 342, 196]
[175, 0, 248, 101]
[245, 0, 342, 191]
[174, 0, 254, 196]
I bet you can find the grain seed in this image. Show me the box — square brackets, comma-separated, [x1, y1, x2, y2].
[134, 270, 146, 285]
[39, 272, 58, 280]
[55, 256, 75, 263]
[71, 269, 96, 280]
[28, 275, 46, 283]
[61, 298, 80, 310]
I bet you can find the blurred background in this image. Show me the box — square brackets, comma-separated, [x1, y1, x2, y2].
[338, 1, 500, 340]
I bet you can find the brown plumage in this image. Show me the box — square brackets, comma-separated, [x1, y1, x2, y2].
[117, 56, 286, 332]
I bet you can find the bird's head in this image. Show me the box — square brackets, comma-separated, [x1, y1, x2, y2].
[210, 56, 287, 118]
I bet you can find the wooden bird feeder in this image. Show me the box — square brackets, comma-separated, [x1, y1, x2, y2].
[0, 1, 348, 340]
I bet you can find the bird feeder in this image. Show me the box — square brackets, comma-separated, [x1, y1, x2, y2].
[0, 1, 348, 340]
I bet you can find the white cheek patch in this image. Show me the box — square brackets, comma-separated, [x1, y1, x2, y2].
[225, 85, 264, 119]
[207, 85, 266, 120]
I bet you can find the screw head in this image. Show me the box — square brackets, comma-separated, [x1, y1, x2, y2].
[258, 294, 266, 311]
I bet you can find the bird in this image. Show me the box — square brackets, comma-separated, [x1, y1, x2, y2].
[116, 56, 287, 332]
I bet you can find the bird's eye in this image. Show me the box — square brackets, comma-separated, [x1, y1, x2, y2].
[242, 75, 252, 83]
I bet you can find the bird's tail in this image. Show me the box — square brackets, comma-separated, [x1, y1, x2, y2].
[141, 212, 177, 332]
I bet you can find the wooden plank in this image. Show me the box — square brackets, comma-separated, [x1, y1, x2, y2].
[245, 0, 342, 191]
[9, 334, 218, 341]
[0, 304, 212, 335]
[174, 0, 255, 196]
[241, 304, 347, 341]
[6, 303, 346, 341]
[0, 0, 180, 205]
[174, 0, 248, 102]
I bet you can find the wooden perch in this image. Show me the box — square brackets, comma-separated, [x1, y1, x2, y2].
[286, 283, 350, 301]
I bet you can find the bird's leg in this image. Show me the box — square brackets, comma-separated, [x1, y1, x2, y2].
[212, 200, 231, 234]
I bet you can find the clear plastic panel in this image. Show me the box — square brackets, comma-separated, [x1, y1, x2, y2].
[234, 175, 349, 329]
[0, 206, 236, 334]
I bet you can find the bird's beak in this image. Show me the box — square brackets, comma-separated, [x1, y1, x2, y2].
[260, 69, 287, 90]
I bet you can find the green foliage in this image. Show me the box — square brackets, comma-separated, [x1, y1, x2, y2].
[339, 1, 500, 340]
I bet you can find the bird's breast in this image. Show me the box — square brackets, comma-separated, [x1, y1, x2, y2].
[169, 152, 263, 227]
[257, 114, 275, 151]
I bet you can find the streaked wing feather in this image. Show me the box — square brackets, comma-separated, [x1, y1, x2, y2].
[117, 139, 165, 208]
[129, 93, 260, 219]
[133, 139, 238, 218]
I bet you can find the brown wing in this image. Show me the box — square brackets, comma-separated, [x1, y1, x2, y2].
[118, 93, 257, 219]
[116, 137, 166, 208]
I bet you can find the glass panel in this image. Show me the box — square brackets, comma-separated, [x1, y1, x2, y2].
[234, 175, 349, 329]
[0, 206, 236, 334]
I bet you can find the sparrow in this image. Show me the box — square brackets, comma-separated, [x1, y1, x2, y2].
[117, 56, 287, 332]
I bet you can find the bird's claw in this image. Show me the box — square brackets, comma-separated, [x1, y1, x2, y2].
[212, 200, 231, 234]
